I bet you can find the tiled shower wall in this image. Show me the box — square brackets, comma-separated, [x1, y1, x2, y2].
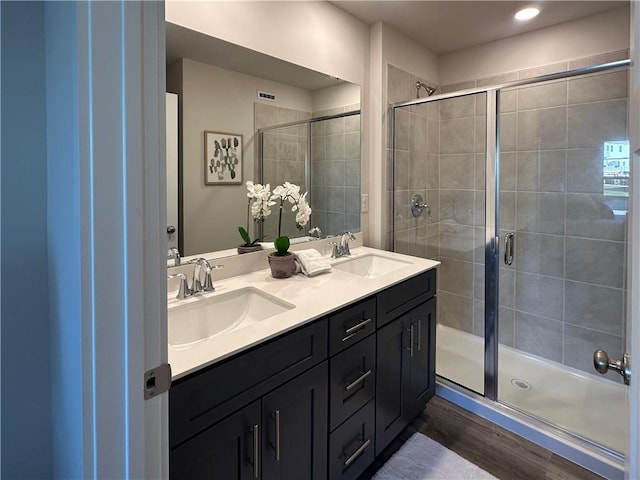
[255, 103, 310, 240]
[311, 104, 361, 237]
[390, 50, 629, 378]
[256, 102, 361, 240]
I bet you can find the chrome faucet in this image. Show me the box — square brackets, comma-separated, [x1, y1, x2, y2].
[308, 226, 323, 238]
[340, 232, 356, 256]
[167, 247, 181, 267]
[189, 258, 222, 294]
[168, 259, 222, 299]
[330, 232, 356, 258]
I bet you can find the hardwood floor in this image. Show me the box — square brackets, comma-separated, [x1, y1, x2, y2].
[359, 395, 603, 480]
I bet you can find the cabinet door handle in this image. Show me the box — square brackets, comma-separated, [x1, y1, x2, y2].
[417, 320, 422, 352]
[342, 317, 372, 342]
[405, 324, 415, 357]
[271, 410, 281, 461]
[250, 424, 259, 479]
[344, 438, 371, 467]
[345, 369, 372, 391]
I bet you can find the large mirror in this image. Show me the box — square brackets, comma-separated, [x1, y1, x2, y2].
[166, 23, 362, 258]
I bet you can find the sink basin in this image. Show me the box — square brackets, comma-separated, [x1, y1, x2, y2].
[332, 254, 412, 279]
[168, 287, 295, 348]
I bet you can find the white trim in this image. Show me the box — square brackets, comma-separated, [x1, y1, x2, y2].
[71, 1, 168, 476]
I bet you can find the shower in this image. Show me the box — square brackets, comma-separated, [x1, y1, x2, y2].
[392, 58, 631, 477]
[415, 81, 437, 98]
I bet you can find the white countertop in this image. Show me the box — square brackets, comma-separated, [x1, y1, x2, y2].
[168, 247, 439, 380]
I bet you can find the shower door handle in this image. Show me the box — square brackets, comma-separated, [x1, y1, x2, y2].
[504, 233, 515, 265]
[594, 350, 631, 385]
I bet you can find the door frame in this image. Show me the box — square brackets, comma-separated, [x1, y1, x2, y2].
[57, 1, 168, 476]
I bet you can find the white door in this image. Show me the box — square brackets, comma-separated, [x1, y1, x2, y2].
[167, 92, 179, 250]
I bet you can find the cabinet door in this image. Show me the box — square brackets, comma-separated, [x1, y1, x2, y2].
[407, 298, 436, 418]
[375, 316, 410, 455]
[262, 362, 328, 479]
[169, 400, 260, 480]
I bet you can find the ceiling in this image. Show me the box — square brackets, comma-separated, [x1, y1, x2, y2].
[166, 22, 346, 91]
[330, 1, 629, 54]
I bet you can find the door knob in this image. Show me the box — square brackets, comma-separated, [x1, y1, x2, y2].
[593, 349, 631, 385]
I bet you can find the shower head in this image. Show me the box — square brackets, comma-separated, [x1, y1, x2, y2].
[416, 81, 437, 98]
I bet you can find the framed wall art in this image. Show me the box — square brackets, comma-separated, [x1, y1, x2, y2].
[204, 131, 243, 185]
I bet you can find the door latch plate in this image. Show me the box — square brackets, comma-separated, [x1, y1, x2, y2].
[144, 363, 172, 400]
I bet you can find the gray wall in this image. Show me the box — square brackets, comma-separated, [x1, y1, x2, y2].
[1, 1, 53, 476]
[257, 103, 310, 240]
[310, 105, 361, 237]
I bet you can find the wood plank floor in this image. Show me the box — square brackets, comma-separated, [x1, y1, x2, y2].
[359, 396, 603, 480]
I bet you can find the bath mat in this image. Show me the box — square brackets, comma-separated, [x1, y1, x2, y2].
[372, 432, 497, 480]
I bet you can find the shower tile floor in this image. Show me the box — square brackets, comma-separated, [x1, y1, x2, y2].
[436, 324, 627, 455]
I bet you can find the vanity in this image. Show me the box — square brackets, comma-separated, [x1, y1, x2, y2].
[168, 247, 438, 479]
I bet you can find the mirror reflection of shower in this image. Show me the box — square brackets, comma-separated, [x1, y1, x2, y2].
[416, 81, 437, 98]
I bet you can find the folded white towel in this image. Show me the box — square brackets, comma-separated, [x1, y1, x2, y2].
[294, 249, 332, 277]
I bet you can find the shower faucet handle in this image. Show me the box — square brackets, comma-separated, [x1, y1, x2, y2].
[410, 194, 430, 218]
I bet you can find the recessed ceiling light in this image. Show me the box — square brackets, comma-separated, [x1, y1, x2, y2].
[515, 7, 540, 21]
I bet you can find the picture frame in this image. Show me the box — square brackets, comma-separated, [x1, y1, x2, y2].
[204, 131, 243, 185]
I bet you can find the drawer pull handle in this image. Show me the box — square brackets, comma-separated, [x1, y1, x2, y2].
[271, 410, 281, 461]
[250, 424, 259, 479]
[344, 438, 371, 467]
[345, 369, 372, 392]
[342, 318, 372, 342]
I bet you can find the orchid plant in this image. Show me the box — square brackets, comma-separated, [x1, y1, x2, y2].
[270, 181, 312, 256]
[238, 181, 275, 247]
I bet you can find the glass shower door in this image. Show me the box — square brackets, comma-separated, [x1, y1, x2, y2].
[496, 70, 629, 455]
[392, 92, 487, 395]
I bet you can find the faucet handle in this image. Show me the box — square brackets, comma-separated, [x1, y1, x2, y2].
[167, 273, 189, 299]
[329, 241, 340, 259]
[202, 264, 223, 292]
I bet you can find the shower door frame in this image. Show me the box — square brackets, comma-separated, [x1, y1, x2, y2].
[390, 57, 632, 401]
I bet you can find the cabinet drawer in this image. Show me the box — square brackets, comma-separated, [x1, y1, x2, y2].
[329, 400, 375, 480]
[329, 334, 376, 431]
[377, 269, 436, 327]
[170, 320, 328, 448]
[329, 297, 376, 355]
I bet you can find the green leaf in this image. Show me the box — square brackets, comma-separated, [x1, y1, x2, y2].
[238, 226, 251, 245]
[274, 236, 290, 256]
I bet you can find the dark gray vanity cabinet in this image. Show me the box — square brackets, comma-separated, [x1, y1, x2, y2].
[169, 321, 328, 480]
[375, 270, 437, 455]
[170, 401, 260, 479]
[169, 267, 437, 479]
